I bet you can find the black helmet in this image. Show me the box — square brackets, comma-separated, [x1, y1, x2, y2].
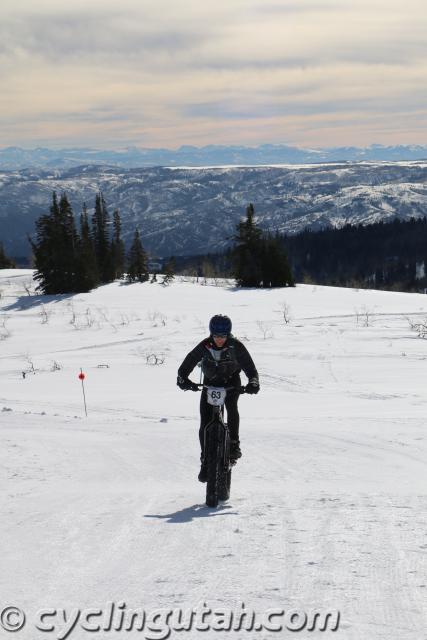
[209, 314, 232, 336]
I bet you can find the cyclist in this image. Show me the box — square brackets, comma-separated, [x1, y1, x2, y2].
[177, 314, 259, 482]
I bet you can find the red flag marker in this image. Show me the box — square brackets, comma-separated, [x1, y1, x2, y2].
[79, 368, 88, 416]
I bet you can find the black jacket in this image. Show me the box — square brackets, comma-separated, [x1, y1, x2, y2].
[178, 335, 259, 387]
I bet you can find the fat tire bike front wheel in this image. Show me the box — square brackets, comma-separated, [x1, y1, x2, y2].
[205, 415, 232, 507]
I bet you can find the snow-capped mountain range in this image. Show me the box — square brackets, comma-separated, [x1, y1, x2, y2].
[1, 144, 427, 169]
[1, 161, 427, 257]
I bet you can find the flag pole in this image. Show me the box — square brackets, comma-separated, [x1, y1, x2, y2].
[78, 368, 88, 417]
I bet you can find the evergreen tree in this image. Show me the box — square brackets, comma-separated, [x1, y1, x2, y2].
[58, 192, 79, 289]
[111, 209, 125, 279]
[201, 258, 217, 280]
[30, 191, 60, 293]
[126, 229, 149, 283]
[261, 234, 294, 288]
[92, 193, 112, 283]
[75, 203, 99, 291]
[30, 192, 101, 294]
[162, 257, 175, 285]
[0, 243, 15, 268]
[232, 205, 294, 288]
[232, 203, 263, 287]
[31, 192, 80, 294]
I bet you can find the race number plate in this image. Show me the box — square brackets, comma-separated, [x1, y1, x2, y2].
[206, 386, 226, 406]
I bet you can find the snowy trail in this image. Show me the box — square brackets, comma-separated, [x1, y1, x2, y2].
[3, 412, 427, 640]
[2, 271, 427, 639]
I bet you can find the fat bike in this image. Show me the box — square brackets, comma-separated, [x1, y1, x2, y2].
[199, 385, 245, 508]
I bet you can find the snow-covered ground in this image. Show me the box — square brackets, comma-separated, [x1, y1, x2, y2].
[1, 270, 427, 639]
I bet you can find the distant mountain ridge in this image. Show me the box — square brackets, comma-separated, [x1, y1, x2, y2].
[1, 144, 427, 169]
[1, 162, 427, 258]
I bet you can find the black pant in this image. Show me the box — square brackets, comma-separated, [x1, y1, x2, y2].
[199, 387, 240, 455]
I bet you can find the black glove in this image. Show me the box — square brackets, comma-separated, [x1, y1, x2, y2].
[245, 378, 260, 395]
[177, 375, 199, 391]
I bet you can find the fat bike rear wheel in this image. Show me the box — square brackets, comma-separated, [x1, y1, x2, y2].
[218, 468, 232, 501]
[218, 433, 232, 501]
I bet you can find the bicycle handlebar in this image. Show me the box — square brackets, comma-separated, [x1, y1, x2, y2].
[191, 383, 247, 394]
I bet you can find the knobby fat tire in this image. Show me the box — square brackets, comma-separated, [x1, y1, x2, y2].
[206, 422, 220, 507]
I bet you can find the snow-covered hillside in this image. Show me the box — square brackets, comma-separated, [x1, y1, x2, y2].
[2, 162, 427, 257]
[1, 270, 427, 639]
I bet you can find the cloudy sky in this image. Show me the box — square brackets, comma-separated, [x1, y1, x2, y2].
[1, 0, 426, 149]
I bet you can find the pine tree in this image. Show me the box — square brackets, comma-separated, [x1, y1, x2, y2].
[232, 203, 264, 287]
[92, 193, 112, 283]
[162, 257, 175, 285]
[58, 192, 79, 289]
[126, 229, 149, 283]
[0, 243, 15, 268]
[232, 204, 294, 288]
[261, 234, 294, 288]
[111, 209, 125, 279]
[75, 203, 99, 291]
[30, 192, 59, 293]
[30, 192, 99, 294]
[31, 192, 79, 294]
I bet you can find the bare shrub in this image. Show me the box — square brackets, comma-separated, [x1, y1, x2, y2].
[257, 320, 273, 340]
[355, 305, 373, 327]
[22, 280, 35, 296]
[39, 305, 53, 324]
[146, 353, 165, 365]
[85, 308, 95, 327]
[96, 307, 110, 323]
[23, 353, 36, 375]
[67, 302, 77, 325]
[279, 300, 292, 324]
[407, 316, 427, 338]
[146, 310, 167, 326]
[0, 315, 10, 340]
